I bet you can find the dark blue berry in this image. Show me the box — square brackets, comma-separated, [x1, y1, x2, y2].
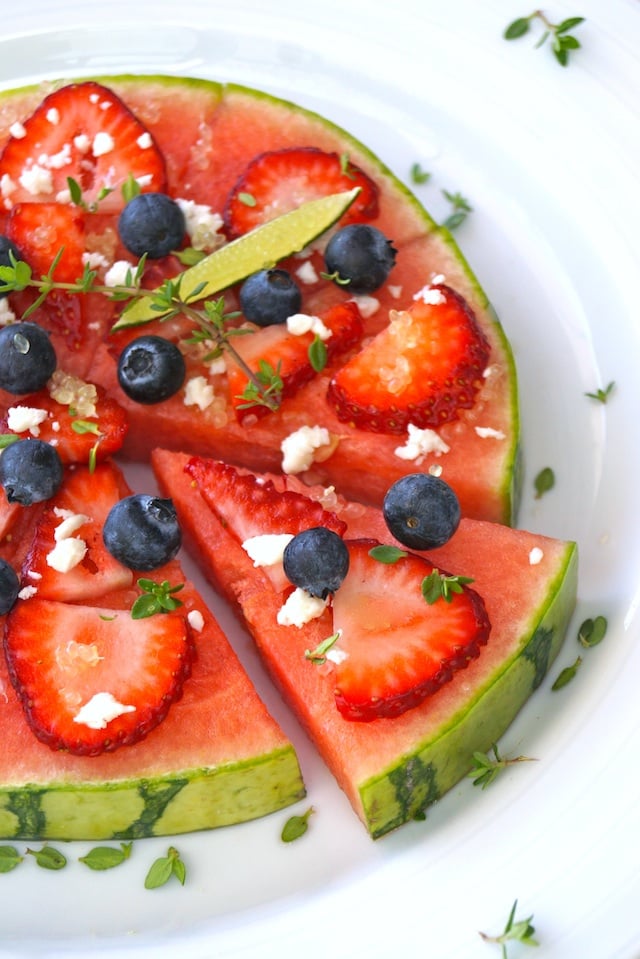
[0, 558, 20, 615]
[283, 527, 349, 599]
[239, 269, 302, 326]
[324, 224, 396, 294]
[117, 335, 186, 404]
[0, 235, 22, 299]
[0, 322, 57, 395]
[103, 494, 182, 571]
[0, 439, 64, 506]
[383, 473, 460, 550]
[118, 193, 186, 259]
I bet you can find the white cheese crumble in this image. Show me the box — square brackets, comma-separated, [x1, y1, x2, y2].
[39, 143, 72, 170]
[73, 692, 136, 730]
[73, 133, 91, 153]
[0, 298, 16, 325]
[474, 426, 506, 440]
[46, 538, 88, 573]
[136, 131, 153, 149]
[82, 251, 111, 270]
[9, 121, 26, 139]
[92, 132, 115, 157]
[183, 375, 214, 411]
[394, 424, 450, 461]
[529, 547, 544, 566]
[281, 425, 331, 475]
[207, 355, 227, 376]
[53, 509, 90, 542]
[286, 313, 332, 341]
[19, 164, 54, 196]
[277, 588, 328, 628]
[45, 107, 60, 125]
[431, 273, 446, 285]
[388, 284, 403, 300]
[242, 533, 294, 568]
[294, 260, 319, 285]
[349, 295, 380, 318]
[17, 585, 38, 600]
[187, 609, 205, 632]
[104, 259, 135, 288]
[413, 284, 447, 306]
[7, 406, 48, 436]
[175, 198, 225, 252]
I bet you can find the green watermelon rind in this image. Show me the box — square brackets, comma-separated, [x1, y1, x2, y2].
[360, 541, 578, 838]
[0, 744, 304, 841]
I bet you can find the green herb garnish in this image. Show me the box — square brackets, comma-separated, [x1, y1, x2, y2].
[281, 807, 314, 842]
[144, 846, 186, 889]
[441, 190, 472, 230]
[480, 898, 539, 956]
[237, 191, 257, 207]
[79, 842, 133, 871]
[308, 333, 328, 373]
[551, 655, 582, 690]
[577, 615, 607, 648]
[131, 579, 185, 619]
[468, 743, 536, 789]
[304, 632, 340, 666]
[585, 380, 615, 404]
[26, 845, 67, 870]
[0, 845, 23, 873]
[369, 544, 408, 564]
[421, 569, 474, 604]
[504, 11, 585, 66]
[410, 162, 431, 185]
[533, 466, 555, 499]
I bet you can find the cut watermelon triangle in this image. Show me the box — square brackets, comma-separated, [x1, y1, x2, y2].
[152, 448, 578, 838]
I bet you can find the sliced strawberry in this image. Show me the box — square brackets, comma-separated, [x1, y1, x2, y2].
[0, 81, 166, 213]
[4, 596, 193, 755]
[0, 382, 128, 466]
[18, 462, 134, 603]
[186, 457, 346, 591]
[7, 202, 85, 284]
[223, 147, 379, 239]
[327, 284, 491, 433]
[330, 539, 490, 721]
[226, 300, 363, 421]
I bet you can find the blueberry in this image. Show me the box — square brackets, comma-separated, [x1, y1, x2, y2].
[283, 527, 349, 599]
[118, 193, 186, 259]
[324, 224, 396, 294]
[117, 335, 186, 404]
[0, 559, 20, 615]
[0, 235, 22, 299]
[383, 473, 461, 551]
[0, 439, 64, 506]
[239, 269, 302, 327]
[0, 322, 57, 395]
[103, 494, 182, 571]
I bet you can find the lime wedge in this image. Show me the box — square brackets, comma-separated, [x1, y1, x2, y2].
[112, 187, 361, 330]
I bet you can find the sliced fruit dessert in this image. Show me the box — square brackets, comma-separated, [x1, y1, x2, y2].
[0, 457, 304, 841]
[0, 74, 520, 524]
[151, 449, 578, 839]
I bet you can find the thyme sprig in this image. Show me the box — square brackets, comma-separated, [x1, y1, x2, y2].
[504, 11, 585, 66]
[480, 899, 539, 956]
[0, 252, 284, 413]
[468, 743, 536, 789]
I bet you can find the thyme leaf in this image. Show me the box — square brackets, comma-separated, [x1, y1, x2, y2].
[468, 743, 536, 789]
[144, 846, 186, 889]
[131, 579, 185, 619]
[281, 807, 314, 842]
[421, 569, 474, 604]
[504, 11, 585, 67]
[479, 898, 539, 956]
[585, 380, 615, 404]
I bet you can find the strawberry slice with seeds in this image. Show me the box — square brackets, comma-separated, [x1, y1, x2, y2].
[330, 539, 490, 721]
[0, 81, 166, 213]
[4, 596, 193, 755]
[327, 284, 491, 433]
[7, 202, 86, 284]
[0, 383, 128, 466]
[186, 456, 346, 591]
[18, 462, 134, 603]
[226, 300, 363, 421]
[223, 146, 379, 239]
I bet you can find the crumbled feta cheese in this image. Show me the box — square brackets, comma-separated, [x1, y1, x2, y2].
[53, 510, 90, 542]
[413, 284, 446, 306]
[326, 646, 348, 665]
[207, 355, 227, 376]
[242, 533, 294, 568]
[104, 259, 135, 287]
[136, 131, 153, 149]
[89, 92, 100, 104]
[9, 121, 26, 139]
[19, 164, 54, 196]
[1, 173, 16, 200]
[46, 537, 88, 573]
[46, 108, 60, 125]
[474, 426, 505, 440]
[431, 273, 446, 285]
[92, 132, 115, 157]
[26, 569, 42, 580]
[281, 425, 331, 475]
[73, 133, 91, 153]
[183, 375, 214, 411]
[40, 143, 72, 170]
[73, 691, 136, 730]
[286, 313, 332, 341]
[277, 588, 328, 627]
[295, 260, 319, 285]
[388, 284, 403, 299]
[187, 609, 205, 633]
[135, 173, 154, 188]
[7, 406, 48, 436]
[82, 251, 111, 270]
[349, 295, 380, 318]
[175, 198, 225, 252]
[394, 424, 450, 461]
[17, 585, 38, 600]
[0, 298, 16, 325]
[55, 188, 72, 203]
[529, 547, 544, 566]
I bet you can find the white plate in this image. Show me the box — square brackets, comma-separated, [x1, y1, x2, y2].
[1, 1, 639, 957]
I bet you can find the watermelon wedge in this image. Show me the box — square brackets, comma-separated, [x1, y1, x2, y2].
[0, 74, 520, 524]
[151, 449, 577, 838]
[0, 460, 304, 841]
